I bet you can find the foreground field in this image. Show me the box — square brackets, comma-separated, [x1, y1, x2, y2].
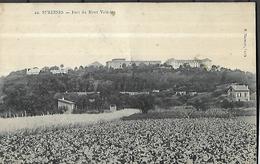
[0, 109, 140, 134]
[122, 108, 256, 121]
[0, 118, 256, 163]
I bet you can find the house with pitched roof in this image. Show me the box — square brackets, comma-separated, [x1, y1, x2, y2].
[58, 98, 76, 114]
[227, 84, 250, 102]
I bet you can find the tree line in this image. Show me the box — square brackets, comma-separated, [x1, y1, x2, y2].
[0, 64, 256, 116]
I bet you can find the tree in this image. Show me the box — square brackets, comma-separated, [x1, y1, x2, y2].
[133, 95, 155, 113]
[131, 63, 137, 67]
[50, 66, 59, 70]
[122, 63, 126, 68]
[79, 66, 84, 70]
[221, 99, 234, 109]
[190, 98, 209, 111]
[211, 65, 219, 72]
[183, 63, 191, 69]
[41, 66, 50, 72]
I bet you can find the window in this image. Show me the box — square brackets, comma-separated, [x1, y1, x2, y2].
[244, 93, 247, 97]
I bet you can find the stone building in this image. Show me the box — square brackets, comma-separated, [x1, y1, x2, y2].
[106, 58, 161, 69]
[50, 67, 69, 74]
[120, 91, 150, 96]
[165, 58, 212, 69]
[58, 98, 76, 114]
[227, 84, 250, 102]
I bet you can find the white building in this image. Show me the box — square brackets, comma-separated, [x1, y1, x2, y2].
[50, 67, 69, 74]
[120, 91, 150, 96]
[58, 98, 76, 114]
[165, 58, 212, 69]
[26, 67, 40, 75]
[109, 104, 117, 112]
[106, 58, 161, 69]
[175, 91, 187, 96]
[69, 91, 100, 96]
[152, 90, 160, 93]
[227, 84, 250, 102]
[188, 91, 198, 96]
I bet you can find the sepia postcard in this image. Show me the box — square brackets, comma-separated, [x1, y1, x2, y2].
[0, 3, 257, 163]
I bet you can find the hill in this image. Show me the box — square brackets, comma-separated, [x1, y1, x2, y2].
[0, 64, 256, 116]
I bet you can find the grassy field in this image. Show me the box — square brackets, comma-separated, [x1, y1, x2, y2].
[0, 108, 140, 134]
[236, 116, 257, 125]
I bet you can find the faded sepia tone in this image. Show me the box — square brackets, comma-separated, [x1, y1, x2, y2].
[0, 3, 256, 76]
[0, 3, 257, 163]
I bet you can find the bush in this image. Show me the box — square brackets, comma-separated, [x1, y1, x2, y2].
[221, 99, 234, 109]
[132, 95, 155, 114]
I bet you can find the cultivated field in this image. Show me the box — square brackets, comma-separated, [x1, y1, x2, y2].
[0, 117, 256, 163]
[0, 109, 140, 134]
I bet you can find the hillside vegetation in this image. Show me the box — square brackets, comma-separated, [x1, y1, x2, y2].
[0, 64, 256, 116]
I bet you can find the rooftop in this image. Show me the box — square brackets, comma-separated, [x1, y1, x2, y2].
[229, 84, 249, 91]
[58, 98, 75, 104]
[111, 58, 126, 61]
[166, 58, 211, 63]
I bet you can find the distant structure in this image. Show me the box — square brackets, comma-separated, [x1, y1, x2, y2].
[152, 90, 160, 93]
[165, 58, 212, 69]
[227, 84, 250, 102]
[50, 67, 69, 74]
[106, 58, 161, 69]
[58, 98, 76, 114]
[188, 91, 198, 96]
[175, 91, 187, 96]
[109, 104, 117, 112]
[175, 91, 198, 96]
[120, 91, 150, 96]
[26, 67, 40, 75]
[89, 61, 103, 68]
[66, 91, 100, 96]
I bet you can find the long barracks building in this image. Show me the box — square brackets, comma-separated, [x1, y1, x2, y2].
[106, 58, 161, 69]
[165, 58, 212, 69]
[106, 57, 212, 69]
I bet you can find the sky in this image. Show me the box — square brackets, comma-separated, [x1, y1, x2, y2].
[0, 3, 256, 76]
